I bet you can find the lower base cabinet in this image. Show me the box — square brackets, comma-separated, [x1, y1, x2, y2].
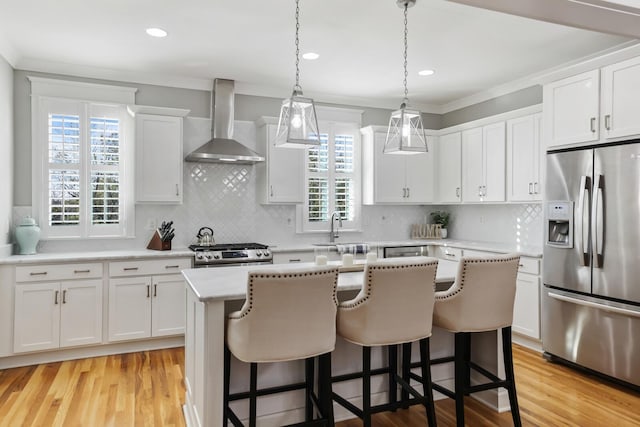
[512, 272, 540, 339]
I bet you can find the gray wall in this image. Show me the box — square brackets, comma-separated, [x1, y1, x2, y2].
[0, 56, 13, 251]
[441, 85, 542, 128]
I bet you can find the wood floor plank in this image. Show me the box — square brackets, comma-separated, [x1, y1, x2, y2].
[1, 344, 639, 426]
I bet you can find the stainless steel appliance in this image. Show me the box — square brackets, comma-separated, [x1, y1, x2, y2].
[543, 142, 640, 388]
[382, 245, 429, 258]
[189, 242, 272, 268]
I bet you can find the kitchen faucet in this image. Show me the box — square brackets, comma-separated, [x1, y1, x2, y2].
[330, 212, 343, 243]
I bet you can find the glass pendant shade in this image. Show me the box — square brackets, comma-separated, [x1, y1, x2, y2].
[384, 103, 428, 154]
[275, 89, 321, 148]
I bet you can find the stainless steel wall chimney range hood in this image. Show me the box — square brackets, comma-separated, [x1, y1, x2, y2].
[185, 79, 265, 164]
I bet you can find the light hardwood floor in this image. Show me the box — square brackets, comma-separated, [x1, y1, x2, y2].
[1, 344, 639, 426]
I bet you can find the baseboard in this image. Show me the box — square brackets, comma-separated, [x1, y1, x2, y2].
[0, 336, 184, 369]
[512, 334, 543, 353]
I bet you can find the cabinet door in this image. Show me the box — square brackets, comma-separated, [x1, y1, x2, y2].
[602, 56, 640, 140]
[461, 128, 484, 202]
[151, 274, 186, 337]
[512, 273, 540, 339]
[266, 124, 305, 203]
[437, 133, 462, 203]
[14, 283, 60, 353]
[483, 122, 506, 202]
[507, 116, 538, 201]
[135, 114, 183, 203]
[405, 146, 434, 203]
[373, 132, 406, 203]
[532, 113, 543, 200]
[108, 277, 152, 341]
[544, 69, 600, 149]
[60, 279, 103, 348]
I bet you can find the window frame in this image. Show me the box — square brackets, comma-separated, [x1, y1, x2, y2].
[30, 77, 136, 240]
[298, 120, 362, 233]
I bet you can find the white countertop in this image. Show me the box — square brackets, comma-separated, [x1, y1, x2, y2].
[0, 248, 194, 265]
[269, 239, 542, 258]
[182, 258, 460, 302]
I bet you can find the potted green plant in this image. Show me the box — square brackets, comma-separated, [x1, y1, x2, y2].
[430, 211, 451, 239]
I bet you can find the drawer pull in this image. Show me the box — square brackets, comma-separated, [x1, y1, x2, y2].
[62, 290, 67, 304]
[30, 272, 48, 276]
[445, 253, 456, 257]
[147, 285, 150, 298]
[54, 290, 59, 305]
[165, 265, 180, 269]
[74, 269, 90, 274]
[519, 263, 525, 267]
[154, 284, 157, 297]
[124, 267, 139, 271]
[289, 258, 301, 262]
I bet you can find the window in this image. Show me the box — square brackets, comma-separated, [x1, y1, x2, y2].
[300, 121, 361, 232]
[30, 77, 136, 239]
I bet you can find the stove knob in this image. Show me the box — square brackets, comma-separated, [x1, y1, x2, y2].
[205, 254, 213, 260]
[213, 253, 220, 259]
[256, 251, 263, 257]
[196, 253, 204, 260]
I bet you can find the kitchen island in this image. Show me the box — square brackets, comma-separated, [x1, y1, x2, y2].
[181, 259, 510, 427]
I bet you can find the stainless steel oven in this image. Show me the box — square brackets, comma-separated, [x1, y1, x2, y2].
[189, 243, 273, 268]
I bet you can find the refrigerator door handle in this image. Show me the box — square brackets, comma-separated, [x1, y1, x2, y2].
[548, 290, 640, 319]
[591, 174, 604, 268]
[577, 175, 591, 266]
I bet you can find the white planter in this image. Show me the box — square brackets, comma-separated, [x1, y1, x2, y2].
[440, 228, 448, 239]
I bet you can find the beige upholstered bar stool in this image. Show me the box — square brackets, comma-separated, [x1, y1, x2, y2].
[332, 257, 439, 427]
[224, 266, 340, 427]
[430, 254, 521, 427]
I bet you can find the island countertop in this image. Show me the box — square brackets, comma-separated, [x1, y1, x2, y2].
[182, 258, 459, 302]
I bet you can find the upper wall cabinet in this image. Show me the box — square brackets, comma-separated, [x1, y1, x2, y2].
[544, 55, 640, 150]
[543, 70, 600, 149]
[131, 106, 190, 204]
[507, 113, 543, 202]
[436, 132, 462, 203]
[255, 118, 305, 204]
[461, 122, 506, 203]
[601, 56, 640, 140]
[361, 126, 435, 205]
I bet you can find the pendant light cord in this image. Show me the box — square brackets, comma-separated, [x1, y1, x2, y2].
[402, 2, 409, 105]
[294, 0, 301, 92]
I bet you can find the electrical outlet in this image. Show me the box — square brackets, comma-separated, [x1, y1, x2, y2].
[146, 218, 157, 230]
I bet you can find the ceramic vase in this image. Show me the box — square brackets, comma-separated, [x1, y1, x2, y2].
[15, 217, 40, 255]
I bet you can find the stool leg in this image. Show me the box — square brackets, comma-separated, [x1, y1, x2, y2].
[318, 352, 334, 425]
[388, 344, 398, 411]
[224, 345, 231, 426]
[454, 333, 466, 427]
[462, 332, 471, 395]
[250, 362, 258, 427]
[419, 338, 437, 427]
[401, 342, 412, 409]
[363, 346, 372, 427]
[305, 357, 314, 421]
[502, 327, 522, 427]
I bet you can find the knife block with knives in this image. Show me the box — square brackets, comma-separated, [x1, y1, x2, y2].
[147, 220, 174, 250]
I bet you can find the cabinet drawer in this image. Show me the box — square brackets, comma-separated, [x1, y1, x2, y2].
[518, 257, 539, 275]
[16, 263, 103, 282]
[109, 258, 192, 277]
[462, 249, 499, 258]
[434, 246, 463, 261]
[272, 252, 315, 264]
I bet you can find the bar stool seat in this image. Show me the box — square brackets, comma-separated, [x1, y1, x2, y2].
[430, 254, 522, 427]
[332, 257, 439, 427]
[224, 266, 340, 427]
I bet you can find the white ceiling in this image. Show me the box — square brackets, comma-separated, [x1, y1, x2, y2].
[0, 0, 634, 113]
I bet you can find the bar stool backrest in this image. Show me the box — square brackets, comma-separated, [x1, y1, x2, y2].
[434, 254, 520, 332]
[338, 257, 438, 346]
[227, 266, 339, 363]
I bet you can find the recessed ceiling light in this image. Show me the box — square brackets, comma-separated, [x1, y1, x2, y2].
[302, 52, 320, 60]
[146, 28, 168, 38]
[418, 69, 435, 76]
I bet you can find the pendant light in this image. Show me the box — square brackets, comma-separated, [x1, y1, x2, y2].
[384, 0, 428, 154]
[275, 0, 321, 148]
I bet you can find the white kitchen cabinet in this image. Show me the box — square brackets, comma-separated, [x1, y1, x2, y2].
[461, 122, 506, 203]
[601, 56, 640, 140]
[272, 251, 317, 264]
[437, 132, 462, 203]
[431, 246, 464, 262]
[14, 279, 103, 353]
[543, 70, 600, 149]
[255, 118, 305, 204]
[108, 257, 191, 342]
[512, 272, 540, 339]
[362, 126, 434, 204]
[506, 113, 543, 201]
[133, 107, 189, 204]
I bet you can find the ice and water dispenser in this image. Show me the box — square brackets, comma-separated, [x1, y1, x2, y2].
[546, 201, 573, 248]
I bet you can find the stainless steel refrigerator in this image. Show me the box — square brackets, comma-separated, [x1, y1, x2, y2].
[543, 142, 640, 388]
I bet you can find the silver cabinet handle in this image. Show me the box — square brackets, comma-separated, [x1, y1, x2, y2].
[590, 117, 596, 133]
[407, 187, 410, 198]
[176, 184, 179, 196]
[74, 269, 90, 274]
[289, 258, 301, 262]
[270, 185, 274, 197]
[534, 182, 539, 194]
[54, 290, 59, 305]
[62, 290, 67, 304]
[165, 265, 179, 269]
[124, 267, 139, 271]
[402, 188, 407, 198]
[577, 175, 590, 266]
[604, 114, 611, 131]
[528, 183, 533, 194]
[591, 174, 604, 269]
[154, 284, 157, 297]
[146, 285, 151, 298]
[478, 185, 483, 197]
[455, 187, 460, 198]
[30, 272, 47, 276]
[445, 252, 456, 257]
